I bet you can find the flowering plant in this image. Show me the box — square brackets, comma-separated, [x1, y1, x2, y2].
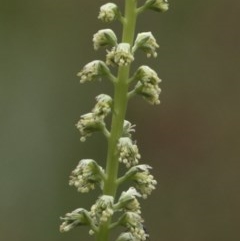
[60, 1, 169, 241]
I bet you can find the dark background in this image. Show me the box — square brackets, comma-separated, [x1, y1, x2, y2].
[0, 0, 239, 240]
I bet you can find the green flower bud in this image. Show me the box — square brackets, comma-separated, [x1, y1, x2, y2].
[77, 60, 111, 83]
[60, 208, 90, 232]
[69, 159, 104, 193]
[120, 212, 148, 241]
[92, 94, 112, 118]
[98, 3, 119, 23]
[93, 29, 118, 50]
[116, 232, 138, 241]
[118, 137, 141, 168]
[76, 113, 104, 142]
[116, 187, 141, 213]
[133, 32, 159, 58]
[90, 195, 114, 224]
[146, 0, 169, 13]
[106, 43, 134, 67]
[133, 65, 162, 105]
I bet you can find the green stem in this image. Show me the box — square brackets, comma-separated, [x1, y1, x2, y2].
[95, 1, 138, 241]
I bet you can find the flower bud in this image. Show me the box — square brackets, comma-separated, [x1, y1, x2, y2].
[98, 3, 119, 23]
[77, 60, 111, 83]
[133, 65, 162, 105]
[93, 29, 118, 50]
[133, 32, 159, 58]
[90, 195, 114, 224]
[60, 208, 90, 232]
[120, 212, 147, 241]
[118, 137, 141, 168]
[92, 94, 112, 118]
[106, 43, 134, 67]
[116, 232, 138, 241]
[146, 0, 169, 12]
[117, 187, 141, 213]
[76, 113, 104, 142]
[69, 159, 104, 193]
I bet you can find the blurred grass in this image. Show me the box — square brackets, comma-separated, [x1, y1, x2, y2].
[0, 1, 240, 241]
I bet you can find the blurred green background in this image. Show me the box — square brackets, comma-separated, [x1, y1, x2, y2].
[0, 0, 239, 240]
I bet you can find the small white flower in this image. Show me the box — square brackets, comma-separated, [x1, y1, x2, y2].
[60, 208, 89, 232]
[133, 65, 162, 105]
[133, 32, 159, 58]
[90, 195, 114, 224]
[69, 159, 103, 193]
[98, 3, 119, 23]
[92, 94, 112, 117]
[77, 60, 110, 83]
[106, 43, 134, 66]
[93, 29, 118, 50]
[147, 0, 169, 13]
[118, 137, 141, 168]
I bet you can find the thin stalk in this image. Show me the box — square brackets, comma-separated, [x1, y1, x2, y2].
[95, 1, 138, 241]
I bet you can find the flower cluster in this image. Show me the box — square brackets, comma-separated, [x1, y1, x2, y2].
[77, 60, 111, 83]
[92, 94, 112, 117]
[117, 137, 141, 168]
[76, 93, 112, 141]
[106, 43, 134, 66]
[132, 166, 157, 199]
[133, 65, 162, 105]
[116, 187, 141, 214]
[133, 32, 159, 58]
[93, 29, 118, 50]
[69, 159, 104, 193]
[98, 3, 119, 23]
[146, 0, 169, 13]
[60, 208, 89, 232]
[121, 212, 148, 241]
[90, 195, 114, 224]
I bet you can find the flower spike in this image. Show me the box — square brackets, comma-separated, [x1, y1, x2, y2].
[60, 0, 169, 240]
